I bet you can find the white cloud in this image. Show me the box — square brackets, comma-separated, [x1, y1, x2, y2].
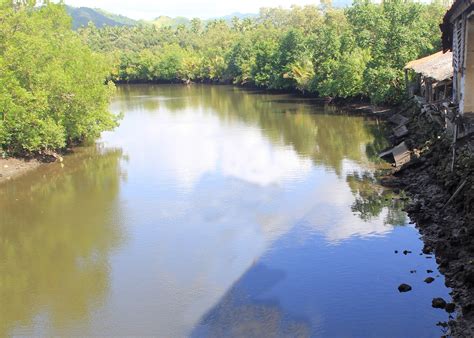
[63, 0, 322, 20]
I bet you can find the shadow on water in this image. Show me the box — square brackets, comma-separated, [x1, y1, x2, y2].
[192, 264, 312, 338]
[0, 146, 125, 336]
[190, 223, 449, 338]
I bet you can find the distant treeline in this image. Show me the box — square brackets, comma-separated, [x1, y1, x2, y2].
[79, 1, 447, 104]
[0, 1, 119, 155]
[0, 1, 447, 155]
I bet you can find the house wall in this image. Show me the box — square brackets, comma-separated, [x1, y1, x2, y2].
[452, 17, 465, 105]
[463, 15, 474, 115]
[446, 9, 474, 138]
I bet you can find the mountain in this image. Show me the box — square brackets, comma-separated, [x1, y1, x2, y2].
[94, 9, 139, 26]
[68, 5, 361, 31]
[65, 6, 138, 29]
[151, 16, 190, 28]
[65, 2, 355, 30]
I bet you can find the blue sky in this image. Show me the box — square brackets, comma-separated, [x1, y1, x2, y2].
[63, 0, 325, 20]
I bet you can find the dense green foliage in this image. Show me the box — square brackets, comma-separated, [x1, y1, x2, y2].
[0, 1, 118, 154]
[79, 1, 447, 104]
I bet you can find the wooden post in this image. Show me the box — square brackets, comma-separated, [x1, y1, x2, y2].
[426, 78, 432, 102]
[451, 123, 458, 172]
[405, 69, 409, 98]
[444, 179, 467, 208]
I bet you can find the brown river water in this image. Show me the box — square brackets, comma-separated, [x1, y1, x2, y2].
[0, 85, 451, 337]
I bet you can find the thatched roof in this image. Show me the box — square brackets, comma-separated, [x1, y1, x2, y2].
[405, 51, 453, 82]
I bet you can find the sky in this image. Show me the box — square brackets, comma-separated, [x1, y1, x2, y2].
[62, 0, 325, 20]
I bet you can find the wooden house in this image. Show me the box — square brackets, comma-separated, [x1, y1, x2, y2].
[404, 51, 453, 103]
[441, 0, 474, 120]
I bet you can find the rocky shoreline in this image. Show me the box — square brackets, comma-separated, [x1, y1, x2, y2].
[379, 99, 474, 337]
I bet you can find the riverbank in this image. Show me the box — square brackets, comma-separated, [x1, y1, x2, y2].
[379, 99, 474, 336]
[0, 150, 66, 185]
[0, 158, 41, 184]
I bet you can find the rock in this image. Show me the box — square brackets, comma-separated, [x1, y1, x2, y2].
[410, 270, 416, 274]
[427, 270, 434, 274]
[398, 284, 412, 293]
[403, 250, 412, 255]
[462, 304, 473, 315]
[445, 303, 456, 313]
[395, 250, 398, 254]
[432, 298, 447, 309]
[464, 270, 474, 285]
[423, 245, 433, 254]
[424, 277, 435, 284]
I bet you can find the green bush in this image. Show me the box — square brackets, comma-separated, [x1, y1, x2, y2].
[364, 67, 405, 105]
[0, 1, 118, 155]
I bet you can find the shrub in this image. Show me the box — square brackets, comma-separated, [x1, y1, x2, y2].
[0, 1, 119, 155]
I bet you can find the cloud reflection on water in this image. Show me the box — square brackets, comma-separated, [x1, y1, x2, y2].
[91, 84, 406, 336]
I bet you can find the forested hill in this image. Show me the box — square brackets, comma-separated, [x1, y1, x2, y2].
[66, 6, 138, 29]
[66, 6, 258, 30]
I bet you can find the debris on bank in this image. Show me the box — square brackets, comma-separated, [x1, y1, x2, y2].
[383, 14, 474, 334]
[379, 141, 410, 167]
[394, 21, 474, 338]
[379, 97, 473, 336]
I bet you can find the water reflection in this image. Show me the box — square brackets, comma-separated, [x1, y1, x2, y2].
[347, 171, 408, 226]
[0, 85, 450, 336]
[113, 85, 386, 175]
[0, 147, 124, 336]
[193, 264, 312, 338]
[111, 85, 402, 233]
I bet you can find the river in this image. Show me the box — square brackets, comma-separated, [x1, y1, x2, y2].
[0, 85, 451, 337]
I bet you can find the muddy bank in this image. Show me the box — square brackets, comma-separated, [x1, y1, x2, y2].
[379, 100, 474, 336]
[0, 148, 70, 185]
[0, 158, 42, 184]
